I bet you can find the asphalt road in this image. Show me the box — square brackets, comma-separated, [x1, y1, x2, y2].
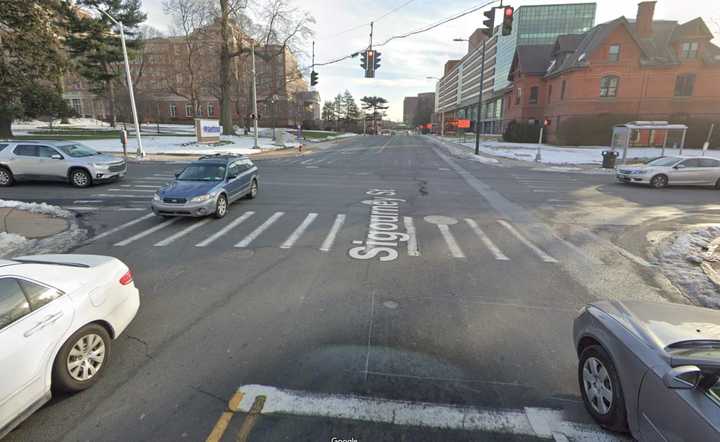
[4, 135, 720, 441]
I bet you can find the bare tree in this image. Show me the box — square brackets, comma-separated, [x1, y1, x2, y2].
[163, 0, 215, 117]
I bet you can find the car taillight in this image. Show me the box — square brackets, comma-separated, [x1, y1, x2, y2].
[119, 270, 133, 286]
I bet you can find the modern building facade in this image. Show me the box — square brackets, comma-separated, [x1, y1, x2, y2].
[434, 2, 596, 134]
[403, 96, 418, 125]
[63, 19, 311, 128]
[504, 1, 720, 145]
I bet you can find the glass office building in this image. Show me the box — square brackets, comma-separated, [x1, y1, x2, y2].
[494, 3, 596, 91]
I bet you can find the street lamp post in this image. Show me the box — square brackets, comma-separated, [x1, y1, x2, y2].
[97, 8, 144, 158]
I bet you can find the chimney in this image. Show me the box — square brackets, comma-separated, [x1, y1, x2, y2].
[636, 1, 656, 38]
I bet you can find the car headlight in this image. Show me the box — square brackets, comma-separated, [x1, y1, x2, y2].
[631, 170, 648, 175]
[190, 194, 213, 203]
[153, 193, 161, 202]
[93, 163, 110, 169]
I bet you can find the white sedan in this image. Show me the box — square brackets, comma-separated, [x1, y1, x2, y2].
[0, 255, 140, 438]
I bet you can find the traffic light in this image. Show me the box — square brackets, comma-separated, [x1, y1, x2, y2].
[365, 50, 375, 78]
[360, 51, 368, 70]
[543, 117, 551, 127]
[502, 6, 514, 36]
[373, 51, 381, 72]
[482, 8, 495, 37]
[310, 70, 318, 86]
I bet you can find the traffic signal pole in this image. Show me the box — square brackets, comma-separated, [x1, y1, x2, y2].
[474, 38, 486, 156]
[251, 44, 259, 149]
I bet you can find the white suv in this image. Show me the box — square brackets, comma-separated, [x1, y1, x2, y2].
[0, 140, 126, 187]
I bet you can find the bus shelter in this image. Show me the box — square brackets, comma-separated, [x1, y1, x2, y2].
[611, 121, 688, 163]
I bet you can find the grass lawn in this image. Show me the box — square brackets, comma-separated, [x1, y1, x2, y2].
[300, 130, 341, 140]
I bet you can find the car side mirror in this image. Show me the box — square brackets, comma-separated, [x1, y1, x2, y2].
[228, 173, 238, 180]
[51, 154, 63, 160]
[663, 365, 702, 389]
[674, 164, 685, 169]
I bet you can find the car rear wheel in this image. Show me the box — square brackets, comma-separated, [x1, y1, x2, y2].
[214, 194, 228, 219]
[578, 345, 628, 433]
[650, 174, 668, 189]
[0, 167, 14, 187]
[247, 179, 258, 199]
[52, 323, 111, 393]
[70, 169, 92, 188]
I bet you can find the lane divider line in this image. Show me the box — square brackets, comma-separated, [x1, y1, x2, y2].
[319, 214, 346, 252]
[85, 213, 154, 242]
[114, 218, 178, 246]
[196, 211, 255, 247]
[154, 218, 211, 246]
[235, 212, 285, 248]
[280, 213, 318, 249]
[497, 220, 558, 263]
[465, 218, 509, 261]
[403, 216, 420, 256]
[205, 391, 245, 442]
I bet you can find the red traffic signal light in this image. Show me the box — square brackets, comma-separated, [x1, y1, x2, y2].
[543, 118, 551, 127]
[502, 6, 514, 36]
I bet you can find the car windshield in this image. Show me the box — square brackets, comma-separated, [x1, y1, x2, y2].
[176, 164, 226, 181]
[57, 143, 99, 157]
[647, 157, 681, 167]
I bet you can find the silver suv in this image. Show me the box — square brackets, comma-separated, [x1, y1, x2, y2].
[0, 140, 126, 187]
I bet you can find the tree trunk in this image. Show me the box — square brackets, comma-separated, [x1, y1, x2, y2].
[219, 0, 234, 135]
[107, 78, 117, 128]
[57, 74, 69, 124]
[0, 116, 12, 138]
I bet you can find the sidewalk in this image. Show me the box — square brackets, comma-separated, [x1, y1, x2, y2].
[0, 207, 68, 239]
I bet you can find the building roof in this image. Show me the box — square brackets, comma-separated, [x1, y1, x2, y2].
[508, 45, 555, 79]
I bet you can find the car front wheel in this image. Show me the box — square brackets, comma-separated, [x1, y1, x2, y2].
[214, 194, 228, 219]
[0, 167, 14, 187]
[70, 169, 92, 188]
[650, 174, 668, 189]
[247, 179, 258, 199]
[578, 345, 628, 433]
[52, 323, 111, 393]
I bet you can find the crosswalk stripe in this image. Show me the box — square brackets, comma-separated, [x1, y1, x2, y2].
[465, 218, 509, 261]
[235, 212, 284, 248]
[73, 200, 103, 204]
[114, 218, 178, 246]
[497, 220, 557, 263]
[320, 214, 346, 252]
[86, 213, 155, 242]
[91, 194, 149, 198]
[153, 174, 174, 177]
[280, 213, 318, 249]
[154, 218, 211, 246]
[196, 211, 255, 247]
[120, 184, 160, 188]
[403, 216, 420, 256]
[135, 177, 173, 181]
[437, 224, 465, 258]
[109, 188, 156, 193]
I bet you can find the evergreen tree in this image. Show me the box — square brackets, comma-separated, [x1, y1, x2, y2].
[67, 0, 147, 127]
[0, 1, 69, 137]
[332, 93, 343, 131]
[342, 90, 359, 123]
[360, 96, 389, 134]
[321, 101, 335, 121]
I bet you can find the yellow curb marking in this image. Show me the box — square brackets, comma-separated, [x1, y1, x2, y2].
[205, 391, 245, 442]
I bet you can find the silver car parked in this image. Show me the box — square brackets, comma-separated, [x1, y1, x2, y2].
[0, 140, 126, 187]
[574, 300, 720, 440]
[616, 156, 720, 189]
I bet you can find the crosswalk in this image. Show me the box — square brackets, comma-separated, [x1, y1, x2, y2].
[69, 173, 175, 211]
[84, 209, 559, 263]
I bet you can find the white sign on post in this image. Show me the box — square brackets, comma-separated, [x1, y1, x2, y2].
[195, 119, 221, 144]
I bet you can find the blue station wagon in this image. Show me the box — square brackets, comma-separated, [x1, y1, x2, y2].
[151, 154, 258, 218]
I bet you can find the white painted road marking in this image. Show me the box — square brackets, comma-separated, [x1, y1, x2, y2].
[64, 206, 98, 211]
[497, 220, 558, 263]
[91, 194, 149, 198]
[120, 184, 160, 188]
[320, 214, 346, 252]
[235, 212, 285, 247]
[438, 224, 465, 258]
[231, 384, 623, 440]
[465, 218, 509, 261]
[154, 218, 211, 246]
[403, 216, 420, 256]
[109, 188, 156, 193]
[280, 213, 318, 249]
[196, 211, 255, 247]
[114, 218, 178, 246]
[85, 213, 154, 242]
[73, 200, 103, 204]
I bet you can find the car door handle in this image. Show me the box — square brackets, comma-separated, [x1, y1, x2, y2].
[23, 312, 64, 337]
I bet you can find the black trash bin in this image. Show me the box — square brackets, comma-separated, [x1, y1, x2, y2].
[601, 150, 619, 169]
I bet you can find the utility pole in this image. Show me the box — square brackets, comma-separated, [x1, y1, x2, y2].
[251, 43, 259, 149]
[97, 8, 144, 158]
[474, 38, 486, 156]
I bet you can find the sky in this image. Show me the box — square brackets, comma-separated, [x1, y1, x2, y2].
[142, 0, 720, 121]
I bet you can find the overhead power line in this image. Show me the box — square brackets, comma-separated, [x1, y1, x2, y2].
[318, 0, 419, 40]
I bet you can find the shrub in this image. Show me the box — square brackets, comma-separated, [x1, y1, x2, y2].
[503, 120, 544, 143]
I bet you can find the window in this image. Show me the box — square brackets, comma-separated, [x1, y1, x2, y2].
[170, 104, 177, 117]
[0, 144, 7, 152]
[679, 159, 701, 168]
[560, 79, 567, 100]
[674, 74, 696, 96]
[18, 279, 62, 310]
[700, 158, 720, 168]
[681, 42, 699, 59]
[14, 145, 38, 157]
[515, 87, 522, 105]
[207, 103, 215, 116]
[37, 146, 60, 158]
[185, 104, 193, 117]
[608, 44, 620, 62]
[548, 85, 553, 103]
[529, 87, 539, 104]
[228, 162, 241, 178]
[0, 278, 31, 330]
[600, 76, 619, 97]
[71, 98, 82, 114]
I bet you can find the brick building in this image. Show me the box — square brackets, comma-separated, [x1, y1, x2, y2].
[504, 1, 720, 145]
[63, 19, 311, 128]
[403, 96, 418, 126]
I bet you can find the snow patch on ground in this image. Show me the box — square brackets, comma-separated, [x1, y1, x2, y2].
[428, 136, 500, 165]
[0, 200, 86, 259]
[652, 225, 720, 308]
